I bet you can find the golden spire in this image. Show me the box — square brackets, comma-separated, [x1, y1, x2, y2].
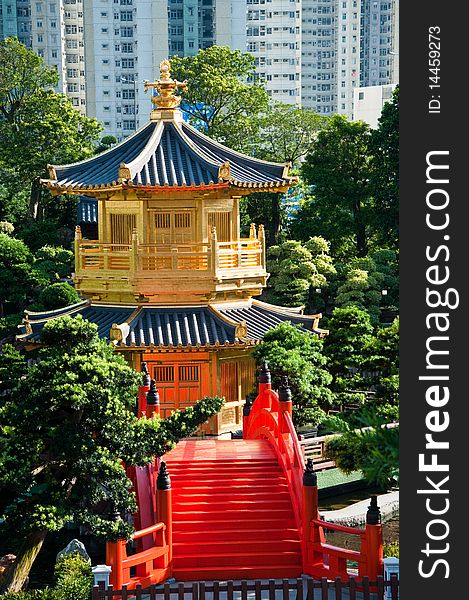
[143, 59, 188, 111]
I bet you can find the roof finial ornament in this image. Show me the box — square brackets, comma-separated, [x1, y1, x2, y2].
[144, 59, 188, 113]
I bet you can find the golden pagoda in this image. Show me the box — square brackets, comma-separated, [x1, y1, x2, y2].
[19, 61, 326, 435]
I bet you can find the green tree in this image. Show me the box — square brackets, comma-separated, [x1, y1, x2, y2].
[325, 413, 399, 489]
[253, 102, 327, 165]
[298, 115, 372, 259]
[0, 233, 47, 316]
[34, 246, 74, 281]
[266, 237, 336, 309]
[362, 317, 399, 411]
[0, 37, 58, 125]
[170, 46, 268, 149]
[252, 322, 333, 427]
[322, 307, 374, 406]
[0, 38, 102, 220]
[95, 135, 118, 154]
[369, 86, 399, 249]
[37, 282, 81, 310]
[334, 250, 399, 322]
[0, 316, 223, 592]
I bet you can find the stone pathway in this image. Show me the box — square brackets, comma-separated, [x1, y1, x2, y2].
[320, 491, 399, 527]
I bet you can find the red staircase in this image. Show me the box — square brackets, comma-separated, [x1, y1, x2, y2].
[164, 439, 303, 581]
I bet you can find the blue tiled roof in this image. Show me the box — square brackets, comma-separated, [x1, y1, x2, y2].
[43, 118, 294, 193]
[215, 301, 323, 340]
[18, 300, 323, 348]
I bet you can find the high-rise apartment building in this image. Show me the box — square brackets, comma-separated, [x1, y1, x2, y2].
[82, 0, 167, 141]
[246, 0, 301, 105]
[1, 0, 87, 114]
[301, 0, 398, 117]
[167, 0, 245, 56]
[360, 0, 397, 87]
[1, 0, 398, 133]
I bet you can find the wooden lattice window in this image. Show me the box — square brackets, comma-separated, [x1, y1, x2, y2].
[175, 212, 191, 229]
[178, 365, 199, 382]
[153, 211, 193, 243]
[110, 213, 136, 244]
[208, 212, 231, 242]
[153, 366, 174, 382]
[155, 213, 171, 230]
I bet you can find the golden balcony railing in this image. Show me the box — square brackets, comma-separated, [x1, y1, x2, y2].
[74, 225, 266, 282]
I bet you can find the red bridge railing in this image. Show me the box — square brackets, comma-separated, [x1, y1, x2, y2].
[244, 363, 383, 582]
[106, 366, 173, 590]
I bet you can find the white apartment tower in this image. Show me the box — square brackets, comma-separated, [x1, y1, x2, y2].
[1, 0, 87, 114]
[301, 0, 336, 114]
[301, 0, 398, 117]
[82, 0, 168, 141]
[246, 0, 301, 105]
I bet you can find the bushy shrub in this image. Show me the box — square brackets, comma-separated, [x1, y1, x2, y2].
[0, 589, 57, 599]
[38, 283, 81, 310]
[383, 541, 399, 558]
[54, 554, 92, 600]
[0, 221, 15, 235]
[35, 246, 74, 281]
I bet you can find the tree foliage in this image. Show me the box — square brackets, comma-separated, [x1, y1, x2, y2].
[266, 237, 336, 308]
[0, 316, 223, 592]
[369, 86, 399, 248]
[322, 307, 374, 406]
[299, 115, 372, 259]
[252, 103, 327, 165]
[0, 38, 102, 221]
[37, 282, 81, 310]
[0, 233, 48, 316]
[325, 413, 399, 489]
[170, 46, 268, 150]
[253, 322, 333, 426]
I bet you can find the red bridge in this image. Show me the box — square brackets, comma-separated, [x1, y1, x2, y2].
[106, 365, 383, 589]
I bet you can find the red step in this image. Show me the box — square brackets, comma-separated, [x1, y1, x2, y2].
[172, 499, 292, 511]
[163, 439, 302, 581]
[175, 551, 300, 568]
[172, 517, 298, 531]
[173, 539, 301, 555]
[172, 528, 300, 543]
[173, 565, 303, 582]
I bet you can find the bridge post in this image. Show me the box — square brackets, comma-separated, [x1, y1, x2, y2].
[278, 376, 292, 435]
[258, 363, 271, 408]
[145, 379, 160, 419]
[106, 538, 125, 590]
[137, 362, 151, 416]
[242, 395, 252, 438]
[157, 461, 173, 570]
[364, 495, 383, 580]
[302, 458, 320, 575]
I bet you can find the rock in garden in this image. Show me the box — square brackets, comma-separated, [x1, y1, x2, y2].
[56, 539, 90, 564]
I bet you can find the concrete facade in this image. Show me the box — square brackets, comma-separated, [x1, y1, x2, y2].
[352, 82, 396, 128]
[246, 0, 301, 105]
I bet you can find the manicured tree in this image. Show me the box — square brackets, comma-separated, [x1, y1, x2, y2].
[252, 322, 333, 427]
[0, 233, 48, 316]
[322, 307, 375, 406]
[0, 315, 223, 593]
[266, 237, 336, 309]
[325, 412, 399, 489]
[37, 282, 81, 310]
[362, 317, 399, 415]
[34, 246, 74, 281]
